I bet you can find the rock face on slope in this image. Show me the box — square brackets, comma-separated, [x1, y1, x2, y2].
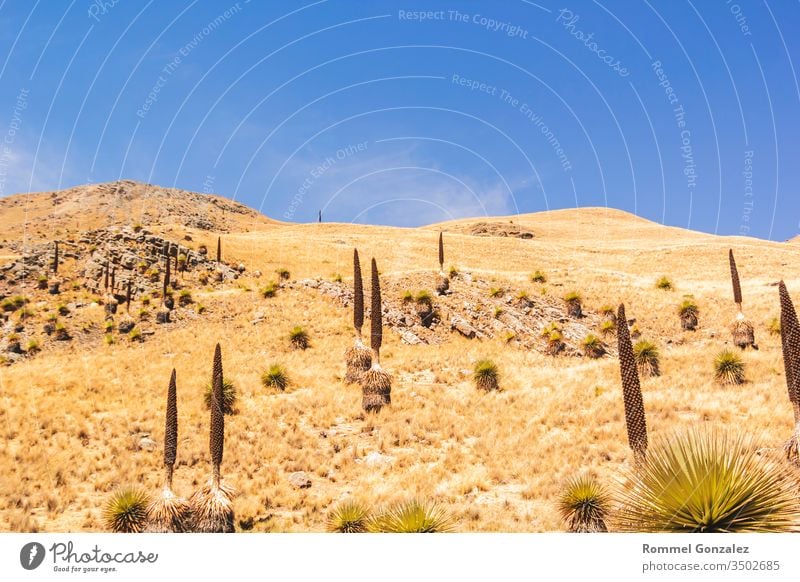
[294, 271, 612, 358]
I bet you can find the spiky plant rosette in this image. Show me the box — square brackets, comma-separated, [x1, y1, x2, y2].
[473, 359, 500, 391]
[188, 480, 236, 533]
[362, 367, 392, 412]
[327, 500, 371, 533]
[731, 313, 755, 350]
[558, 476, 610, 533]
[146, 487, 193, 533]
[714, 349, 746, 385]
[615, 429, 800, 532]
[633, 340, 660, 377]
[368, 500, 455, 533]
[104, 487, 151, 533]
[344, 339, 372, 384]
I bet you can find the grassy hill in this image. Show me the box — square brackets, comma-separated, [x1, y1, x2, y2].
[1, 182, 798, 532]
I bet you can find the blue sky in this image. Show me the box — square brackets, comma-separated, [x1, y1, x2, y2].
[0, 1, 798, 240]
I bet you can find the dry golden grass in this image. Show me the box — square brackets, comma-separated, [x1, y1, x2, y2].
[1, 205, 799, 532]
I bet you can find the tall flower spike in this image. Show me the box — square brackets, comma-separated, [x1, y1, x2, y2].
[616, 304, 648, 465]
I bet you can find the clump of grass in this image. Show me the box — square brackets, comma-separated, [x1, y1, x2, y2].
[289, 326, 310, 350]
[104, 334, 114, 346]
[327, 501, 370, 533]
[493, 307, 504, 318]
[129, 327, 142, 342]
[178, 289, 192, 306]
[276, 268, 290, 281]
[768, 317, 781, 336]
[545, 329, 565, 356]
[515, 290, 530, 306]
[261, 282, 278, 298]
[633, 339, 660, 377]
[332, 273, 343, 283]
[656, 276, 673, 290]
[678, 299, 699, 331]
[599, 319, 616, 337]
[401, 290, 414, 303]
[104, 487, 151, 533]
[558, 476, 610, 533]
[415, 290, 433, 308]
[104, 320, 114, 333]
[615, 429, 800, 532]
[203, 378, 237, 415]
[714, 349, 746, 385]
[262, 364, 289, 391]
[25, 339, 40, 353]
[488, 287, 503, 298]
[448, 265, 459, 279]
[369, 500, 455, 533]
[582, 334, 605, 359]
[531, 270, 547, 283]
[564, 291, 582, 318]
[1, 295, 27, 312]
[473, 359, 500, 391]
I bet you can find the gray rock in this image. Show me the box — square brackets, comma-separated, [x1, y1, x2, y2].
[288, 471, 312, 489]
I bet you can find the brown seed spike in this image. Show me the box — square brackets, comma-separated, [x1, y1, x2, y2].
[164, 369, 178, 475]
[216, 237, 222, 263]
[164, 252, 171, 298]
[729, 249, 742, 308]
[53, 240, 59, 275]
[210, 343, 224, 482]
[616, 304, 648, 464]
[779, 282, 800, 405]
[353, 249, 364, 336]
[370, 258, 382, 359]
[126, 280, 132, 312]
[438, 232, 444, 272]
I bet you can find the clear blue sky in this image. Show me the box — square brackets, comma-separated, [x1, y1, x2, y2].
[0, 0, 798, 240]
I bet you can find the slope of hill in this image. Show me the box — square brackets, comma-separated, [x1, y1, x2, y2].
[1, 184, 799, 533]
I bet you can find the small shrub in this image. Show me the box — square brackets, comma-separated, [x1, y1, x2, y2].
[289, 326, 310, 350]
[531, 270, 547, 283]
[204, 378, 237, 414]
[678, 299, 699, 331]
[369, 500, 455, 533]
[261, 282, 278, 298]
[262, 364, 289, 391]
[768, 317, 781, 336]
[448, 265, 459, 279]
[656, 276, 673, 291]
[332, 273, 343, 283]
[488, 287, 503, 298]
[493, 307, 504, 318]
[104, 334, 115, 345]
[616, 429, 800, 532]
[25, 339, 40, 353]
[600, 319, 616, 337]
[582, 334, 605, 358]
[129, 327, 142, 342]
[196, 304, 206, 314]
[104, 320, 114, 333]
[633, 340, 660, 377]
[714, 349, 745, 385]
[415, 290, 433, 307]
[473, 359, 499, 391]
[276, 268, 290, 281]
[401, 290, 414, 303]
[140, 295, 151, 307]
[104, 487, 150, 533]
[327, 501, 370, 533]
[558, 476, 610, 533]
[564, 291, 582, 318]
[178, 289, 193, 306]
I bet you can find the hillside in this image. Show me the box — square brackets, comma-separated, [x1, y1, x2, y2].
[1, 183, 799, 533]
